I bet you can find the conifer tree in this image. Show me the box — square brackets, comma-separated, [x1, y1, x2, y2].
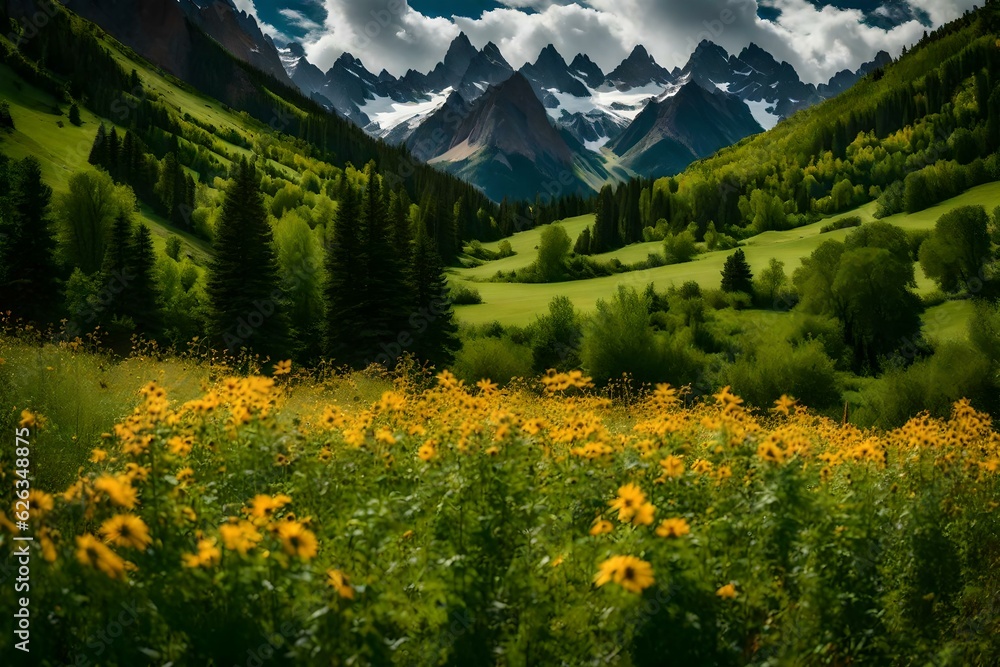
[409, 219, 458, 369]
[323, 184, 365, 363]
[127, 223, 160, 334]
[574, 227, 593, 255]
[101, 211, 134, 322]
[389, 188, 413, 264]
[102, 211, 133, 280]
[68, 103, 82, 126]
[591, 185, 618, 253]
[89, 123, 108, 168]
[0, 156, 61, 323]
[721, 249, 754, 294]
[206, 159, 289, 358]
[107, 127, 121, 179]
[354, 162, 409, 365]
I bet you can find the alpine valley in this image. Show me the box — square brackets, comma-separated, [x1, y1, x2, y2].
[61, 0, 889, 201]
[276, 32, 891, 200]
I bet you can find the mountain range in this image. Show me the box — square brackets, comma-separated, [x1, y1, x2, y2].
[279, 34, 890, 199]
[61, 0, 891, 201]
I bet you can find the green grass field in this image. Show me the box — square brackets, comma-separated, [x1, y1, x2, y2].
[454, 182, 1000, 327]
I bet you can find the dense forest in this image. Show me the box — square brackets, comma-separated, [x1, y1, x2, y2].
[0, 1, 588, 367]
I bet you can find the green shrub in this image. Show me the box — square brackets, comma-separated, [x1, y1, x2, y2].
[532, 296, 582, 372]
[786, 314, 850, 369]
[855, 342, 998, 427]
[0, 100, 14, 129]
[582, 287, 705, 386]
[536, 224, 572, 282]
[453, 337, 534, 386]
[820, 216, 862, 234]
[165, 235, 182, 261]
[663, 229, 698, 265]
[451, 284, 483, 305]
[721, 338, 841, 410]
[874, 180, 904, 219]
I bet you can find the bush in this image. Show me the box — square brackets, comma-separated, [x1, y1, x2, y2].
[727, 292, 753, 310]
[581, 286, 705, 386]
[165, 235, 182, 261]
[663, 229, 698, 265]
[453, 336, 534, 386]
[721, 338, 841, 410]
[536, 225, 572, 282]
[874, 180, 904, 219]
[786, 314, 849, 369]
[906, 229, 931, 259]
[856, 342, 998, 427]
[450, 284, 483, 305]
[969, 299, 1000, 365]
[820, 216, 862, 234]
[0, 100, 13, 129]
[532, 296, 582, 372]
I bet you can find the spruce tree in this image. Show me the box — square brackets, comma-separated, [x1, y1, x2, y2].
[101, 211, 134, 321]
[389, 188, 413, 264]
[323, 184, 366, 364]
[68, 103, 82, 127]
[591, 185, 618, 253]
[409, 219, 458, 369]
[206, 159, 290, 358]
[574, 227, 593, 255]
[89, 123, 108, 168]
[102, 211, 133, 279]
[127, 224, 160, 335]
[0, 157, 61, 323]
[107, 127, 121, 180]
[721, 249, 754, 294]
[354, 162, 399, 363]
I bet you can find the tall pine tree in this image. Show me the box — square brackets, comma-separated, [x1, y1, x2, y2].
[126, 224, 160, 335]
[101, 211, 134, 322]
[354, 162, 403, 363]
[323, 184, 365, 364]
[591, 185, 618, 253]
[721, 249, 755, 294]
[409, 219, 458, 369]
[206, 159, 289, 358]
[0, 156, 61, 323]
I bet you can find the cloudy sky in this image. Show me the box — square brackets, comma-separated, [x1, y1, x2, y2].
[234, 0, 980, 84]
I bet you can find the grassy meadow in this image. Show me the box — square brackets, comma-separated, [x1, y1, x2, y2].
[2, 331, 1000, 665]
[452, 182, 1000, 327]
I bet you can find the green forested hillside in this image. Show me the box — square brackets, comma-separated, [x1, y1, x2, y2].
[568, 3, 1000, 256]
[0, 0, 515, 366]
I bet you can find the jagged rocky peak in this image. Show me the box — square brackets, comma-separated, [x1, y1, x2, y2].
[606, 44, 673, 88]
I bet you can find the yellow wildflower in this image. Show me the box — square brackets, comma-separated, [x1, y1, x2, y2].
[100, 515, 151, 550]
[594, 555, 655, 594]
[326, 569, 355, 599]
[76, 534, 128, 580]
[655, 517, 691, 538]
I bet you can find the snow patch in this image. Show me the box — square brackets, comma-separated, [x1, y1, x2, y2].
[744, 99, 781, 131]
[361, 88, 454, 137]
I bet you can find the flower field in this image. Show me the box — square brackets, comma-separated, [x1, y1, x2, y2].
[2, 349, 1000, 665]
